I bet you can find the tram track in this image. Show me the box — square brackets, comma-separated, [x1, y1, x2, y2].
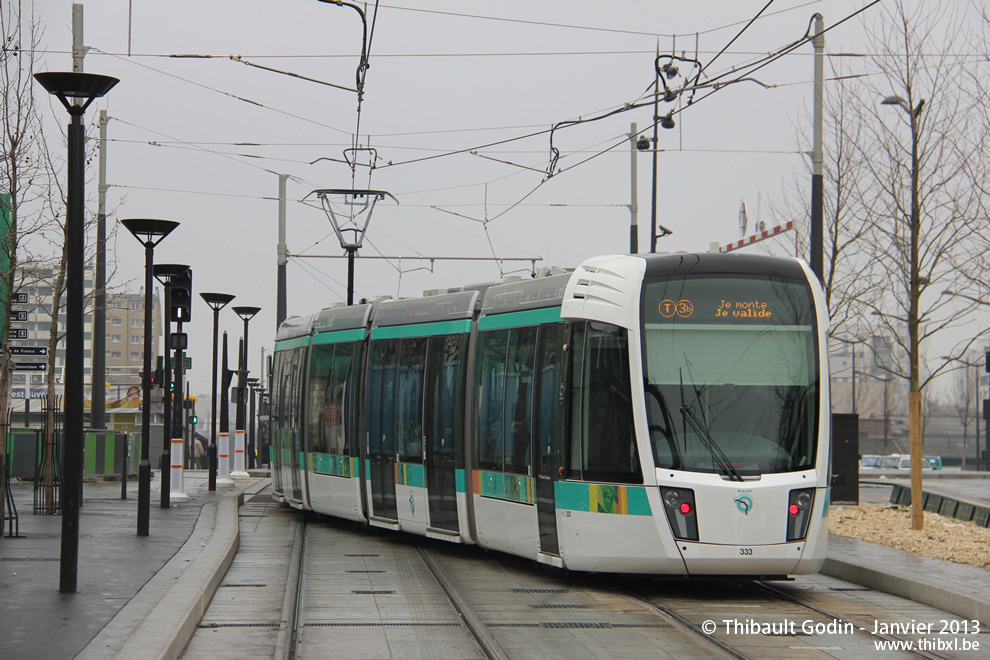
[280, 512, 308, 660]
[607, 574, 962, 660]
[189, 496, 980, 658]
[742, 579, 950, 660]
[417, 546, 507, 660]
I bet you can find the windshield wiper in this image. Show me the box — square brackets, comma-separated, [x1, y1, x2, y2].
[678, 368, 744, 482]
[679, 404, 745, 482]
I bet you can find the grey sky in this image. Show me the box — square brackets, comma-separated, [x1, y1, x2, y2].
[35, 0, 895, 396]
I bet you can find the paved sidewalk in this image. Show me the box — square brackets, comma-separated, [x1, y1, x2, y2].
[0, 471, 248, 658]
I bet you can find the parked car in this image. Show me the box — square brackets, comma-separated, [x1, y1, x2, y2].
[879, 455, 905, 469]
[860, 454, 882, 469]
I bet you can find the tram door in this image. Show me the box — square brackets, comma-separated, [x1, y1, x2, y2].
[424, 335, 462, 532]
[367, 340, 398, 520]
[534, 324, 560, 555]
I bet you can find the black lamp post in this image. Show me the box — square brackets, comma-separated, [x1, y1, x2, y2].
[231, 306, 261, 477]
[122, 219, 179, 536]
[34, 71, 118, 594]
[153, 264, 189, 508]
[201, 292, 235, 491]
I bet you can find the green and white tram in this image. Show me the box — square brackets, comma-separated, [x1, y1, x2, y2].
[270, 252, 830, 576]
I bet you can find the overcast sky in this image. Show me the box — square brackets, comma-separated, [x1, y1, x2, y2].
[34, 0, 897, 396]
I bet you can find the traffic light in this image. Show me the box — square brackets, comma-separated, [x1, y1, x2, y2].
[152, 367, 163, 388]
[170, 269, 192, 322]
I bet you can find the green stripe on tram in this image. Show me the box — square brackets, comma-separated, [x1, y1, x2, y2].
[455, 469, 466, 493]
[477, 470, 534, 504]
[479, 306, 561, 331]
[371, 319, 472, 340]
[396, 463, 426, 488]
[309, 452, 353, 477]
[554, 482, 652, 516]
[313, 328, 365, 345]
[275, 335, 311, 351]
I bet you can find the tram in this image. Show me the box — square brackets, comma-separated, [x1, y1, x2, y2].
[269, 252, 830, 576]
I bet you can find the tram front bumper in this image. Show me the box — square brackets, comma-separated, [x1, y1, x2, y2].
[676, 541, 806, 576]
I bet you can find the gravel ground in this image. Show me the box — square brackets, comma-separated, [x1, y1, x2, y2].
[829, 503, 990, 570]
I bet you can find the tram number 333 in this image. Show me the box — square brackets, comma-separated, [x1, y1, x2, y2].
[739, 548, 754, 556]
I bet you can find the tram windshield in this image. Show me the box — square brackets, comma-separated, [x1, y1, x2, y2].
[642, 274, 818, 477]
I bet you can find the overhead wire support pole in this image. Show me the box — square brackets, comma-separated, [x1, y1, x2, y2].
[651, 43, 660, 254]
[628, 122, 639, 254]
[92, 111, 107, 430]
[277, 173, 288, 330]
[810, 13, 825, 284]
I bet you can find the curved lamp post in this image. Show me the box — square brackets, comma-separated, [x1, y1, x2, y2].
[200, 293, 235, 491]
[881, 92, 926, 530]
[231, 306, 261, 478]
[153, 264, 190, 506]
[34, 71, 118, 594]
[122, 219, 179, 537]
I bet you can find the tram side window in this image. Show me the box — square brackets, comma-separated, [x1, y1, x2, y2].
[397, 337, 426, 463]
[503, 326, 536, 475]
[329, 345, 353, 456]
[289, 347, 304, 437]
[477, 330, 509, 471]
[583, 323, 640, 483]
[567, 323, 587, 475]
[308, 345, 334, 455]
[367, 340, 399, 459]
[535, 324, 560, 471]
[566, 323, 641, 484]
[437, 334, 465, 464]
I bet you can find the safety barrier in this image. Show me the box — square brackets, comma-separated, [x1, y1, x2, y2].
[888, 483, 990, 528]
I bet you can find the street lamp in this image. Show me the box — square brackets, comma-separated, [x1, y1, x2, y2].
[881, 92, 925, 530]
[153, 264, 190, 507]
[34, 71, 118, 594]
[200, 292, 235, 491]
[122, 219, 179, 537]
[231, 306, 261, 478]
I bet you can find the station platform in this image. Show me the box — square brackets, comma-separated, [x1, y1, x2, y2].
[1, 473, 988, 658]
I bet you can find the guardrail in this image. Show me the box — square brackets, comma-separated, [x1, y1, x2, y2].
[888, 483, 990, 527]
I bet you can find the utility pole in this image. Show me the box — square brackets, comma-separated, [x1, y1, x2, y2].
[810, 13, 824, 283]
[92, 111, 107, 430]
[650, 42, 660, 253]
[628, 122, 639, 254]
[276, 173, 288, 330]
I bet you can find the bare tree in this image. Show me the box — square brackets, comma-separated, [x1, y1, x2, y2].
[855, 2, 989, 394]
[1, 0, 58, 514]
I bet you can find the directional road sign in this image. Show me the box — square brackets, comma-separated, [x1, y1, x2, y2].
[9, 346, 48, 356]
[12, 292, 28, 304]
[8, 328, 27, 340]
[11, 310, 27, 322]
[14, 362, 46, 372]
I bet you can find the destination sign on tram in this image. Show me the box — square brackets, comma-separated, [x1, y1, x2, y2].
[644, 276, 811, 326]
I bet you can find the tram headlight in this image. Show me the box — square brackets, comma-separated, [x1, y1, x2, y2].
[786, 488, 816, 542]
[660, 487, 698, 541]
